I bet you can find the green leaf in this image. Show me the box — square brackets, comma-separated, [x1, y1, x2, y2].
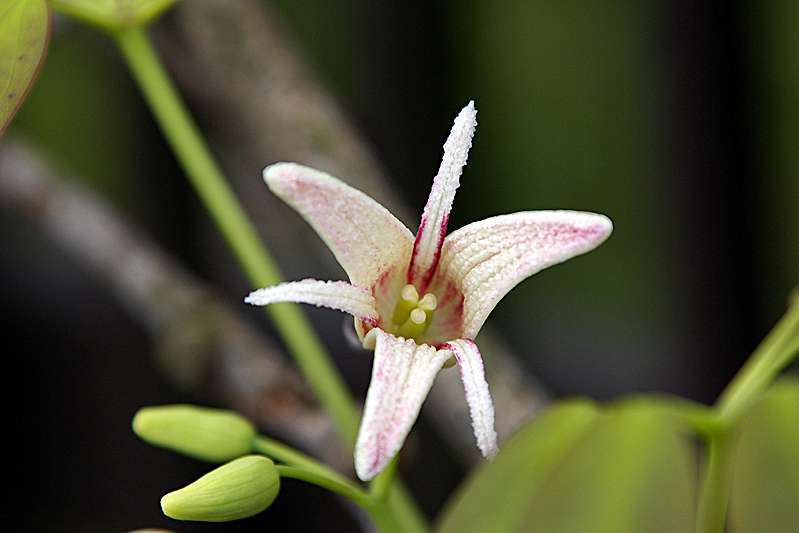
[437, 399, 599, 533]
[0, 0, 49, 136]
[730, 377, 799, 533]
[437, 399, 697, 533]
[50, 0, 177, 31]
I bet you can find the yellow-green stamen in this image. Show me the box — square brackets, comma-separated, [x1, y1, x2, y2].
[392, 284, 419, 324]
[418, 293, 437, 312]
[391, 284, 437, 340]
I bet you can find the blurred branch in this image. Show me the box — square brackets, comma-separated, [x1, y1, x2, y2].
[0, 140, 345, 468]
[158, 0, 549, 461]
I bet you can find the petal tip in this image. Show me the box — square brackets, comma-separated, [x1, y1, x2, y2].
[354, 454, 381, 482]
[592, 213, 614, 241]
[244, 289, 265, 306]
[262, 162, 298, 191]
[482, 439, 499, 460]
[457, 100, 478, 127]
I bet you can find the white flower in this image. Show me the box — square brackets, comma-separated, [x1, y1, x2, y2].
[246, 101, 613, 480]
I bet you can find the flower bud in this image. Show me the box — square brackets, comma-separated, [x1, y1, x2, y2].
[161, 455, 280, 522]
[133, 405, 255, 462]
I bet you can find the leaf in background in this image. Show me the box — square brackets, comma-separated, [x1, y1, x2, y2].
[437, 400, 598, 533]
[49, 0, 177, 31]
[730, 377, 799, 533]
[0, 0, 49, 137]
[437, 399, 697, 533]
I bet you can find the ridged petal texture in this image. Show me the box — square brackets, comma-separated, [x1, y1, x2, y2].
[355, 328, 451, 480]
[264, 163, 414, 288]
[440, 339, 498, 458]
[245, 279, 378, 321]
[436, 211, 613, 339]
[408, 101, 476, 292]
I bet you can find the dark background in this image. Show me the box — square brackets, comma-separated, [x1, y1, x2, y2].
[4, 0, 797, 530]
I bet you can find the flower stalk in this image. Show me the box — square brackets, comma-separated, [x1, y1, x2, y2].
[112, 25, 424, 531]
[112, 26, 359, 444]
[694, 299, 799, 533]
[716, 302, 799, 423]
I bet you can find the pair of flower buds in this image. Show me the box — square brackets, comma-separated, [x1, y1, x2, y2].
[134, 405, 279, 522]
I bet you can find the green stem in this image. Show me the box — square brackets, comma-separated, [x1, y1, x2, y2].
[256, 437, 408, 533]
[370, 456, 399, 501]
[694, 431, 733, 533]
[716, 303, 799, 423]
[276, 465, 372, 509]
[113, 26, 360, 444]
[614, 395, 721, 438]
[113, 26, 425, 531]
[255, 436, 425, 532]
[693, 301, 799, 533]
[252, 436, 351, 486]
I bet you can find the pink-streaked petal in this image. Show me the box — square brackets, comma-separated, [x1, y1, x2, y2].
[439, 339, 498, 458]
[436, 211, 613, 339]
[355, 329, 450, 480]
[264, 163, 414, 288]
[245, 279, 378, 322]
[407, 101, 477, 292]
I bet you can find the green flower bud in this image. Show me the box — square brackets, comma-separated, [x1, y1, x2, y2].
[133, 405, 255, 462]
[161, 455, 280, 522]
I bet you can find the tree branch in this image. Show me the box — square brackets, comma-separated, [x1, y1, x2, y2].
[0, 140, 346, 468]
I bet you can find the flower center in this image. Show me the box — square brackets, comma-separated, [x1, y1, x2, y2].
[390, 284, 437, 340]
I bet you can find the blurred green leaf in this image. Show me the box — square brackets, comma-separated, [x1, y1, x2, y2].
[437, 399, 696, 533]
[437, 400, 598, 532]
[0, 0, 49, 136]
[50, 0, 176, 31]
[730, 377, 799, 533]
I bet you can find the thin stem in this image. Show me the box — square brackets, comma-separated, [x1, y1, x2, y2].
[716, 303, 799, 423]
[614, 395, 721, 438]
[252, 436, 351, 486]
[112, 26, 426, 531]
[276, 465, 372, 509]
[694, 431, 734, 533]
[113, 26, 360, 444]
[693, 301, 799, 533]
[254, 436, 425, 532]
[370, 456, 399, 501]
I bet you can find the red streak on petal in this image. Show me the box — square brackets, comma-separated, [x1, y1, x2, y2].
[408, 214, 449, 293]
[407, 217, 427, 285]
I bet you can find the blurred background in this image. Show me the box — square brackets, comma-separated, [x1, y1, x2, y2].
[3, 0, 797, 530]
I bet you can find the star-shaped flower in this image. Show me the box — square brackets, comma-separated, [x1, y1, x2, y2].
[246, 101, 612, 481]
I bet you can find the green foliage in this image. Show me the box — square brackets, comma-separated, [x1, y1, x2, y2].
[161, 455, 280, 522]
[50, 0, 176, 31]
[133, 404, 256, 463]
[730, 378, 799, 533]
[438, 399, 697, 533]
[0, 0, 49, 136]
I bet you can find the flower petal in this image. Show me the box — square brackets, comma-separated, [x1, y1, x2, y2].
[439, 339, 498, 458]
[264, 163, 414, 288]
[245, 279, 378, 322]
[407, 101, 477, 292]
[355, 329, 450, 480]
[436, 211, 613, 339]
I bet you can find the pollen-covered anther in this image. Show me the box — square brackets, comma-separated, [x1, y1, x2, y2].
[391, 285, 438, 340]
[397, 307, 428, 339]
[392, 284, 420, 325]
[418, 293, 437, 312]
